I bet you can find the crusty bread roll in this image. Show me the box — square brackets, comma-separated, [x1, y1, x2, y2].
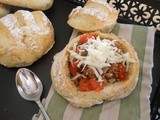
[51, 31, 139, 108]
[0, 10, 54, 68]
[0, 0, 54, 10]
[0, 3, 10, 18]
[67, 0, 118, 33]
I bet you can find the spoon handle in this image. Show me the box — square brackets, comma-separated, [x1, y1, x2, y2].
[36, 100, 50, 120]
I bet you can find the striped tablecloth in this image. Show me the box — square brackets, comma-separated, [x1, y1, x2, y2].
[33, 23, 156, 120]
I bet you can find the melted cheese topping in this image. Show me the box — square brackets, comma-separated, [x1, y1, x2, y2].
[69, 36, 132, 82]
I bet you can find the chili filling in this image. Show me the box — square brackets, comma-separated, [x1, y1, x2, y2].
[68, 33, 130, 92]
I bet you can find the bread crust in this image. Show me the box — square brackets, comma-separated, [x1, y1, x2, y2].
[0, 10, 55, 68]
[67, 0, 118, 33]
[51, 31, 139, 108]
[0, 3, 10, 18]
[0, 0, 54, 10]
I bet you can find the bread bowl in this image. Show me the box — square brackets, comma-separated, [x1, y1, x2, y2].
[51, 31, 139, 108]
[67, 0, 118, 33]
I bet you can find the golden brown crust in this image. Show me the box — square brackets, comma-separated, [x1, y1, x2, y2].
[67, 0, 118, 33]
[0, 3, 10, 18]
[0, 0, 54, 10]
[51, 31, 139, 108]
[0, 10, 55, 68]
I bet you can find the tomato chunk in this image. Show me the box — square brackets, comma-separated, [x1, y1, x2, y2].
[79, 78, 88, 91]
[88, 79, 103, 91]
[79, 33, 98, 44]
[118, 63, 127, 81]
[69, 59, 79, 76]
[79, 78, 103, 92]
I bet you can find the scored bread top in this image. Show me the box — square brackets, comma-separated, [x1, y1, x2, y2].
[0, 10, 51, 41]
[0, 10, 54, 67]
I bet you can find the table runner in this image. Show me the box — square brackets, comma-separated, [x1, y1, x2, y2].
[33, 23, 156, 120]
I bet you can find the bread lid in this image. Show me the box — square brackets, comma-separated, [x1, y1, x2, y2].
[67, 0, 118, 32]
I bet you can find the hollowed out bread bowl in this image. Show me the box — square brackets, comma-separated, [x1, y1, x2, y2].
[51, 31, 139, 108]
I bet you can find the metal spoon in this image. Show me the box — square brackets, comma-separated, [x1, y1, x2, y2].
[15, 68, 50, 120]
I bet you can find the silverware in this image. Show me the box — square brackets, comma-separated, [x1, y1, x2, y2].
[15, 68, 50, 120]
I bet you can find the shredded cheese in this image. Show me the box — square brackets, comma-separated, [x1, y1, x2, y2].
[69, 36, 132, 82]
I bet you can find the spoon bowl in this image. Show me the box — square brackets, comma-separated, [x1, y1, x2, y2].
[15, 68, 50, 120]
[16, 68, 43, 101]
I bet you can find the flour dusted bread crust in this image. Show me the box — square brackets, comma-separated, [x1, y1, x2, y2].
[0, 10, 54, 68]
[0, 3, 10, 18]
[67, 0, 118, 33]
[0, 0, 54, 10]
[51, 31, 139, 108]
